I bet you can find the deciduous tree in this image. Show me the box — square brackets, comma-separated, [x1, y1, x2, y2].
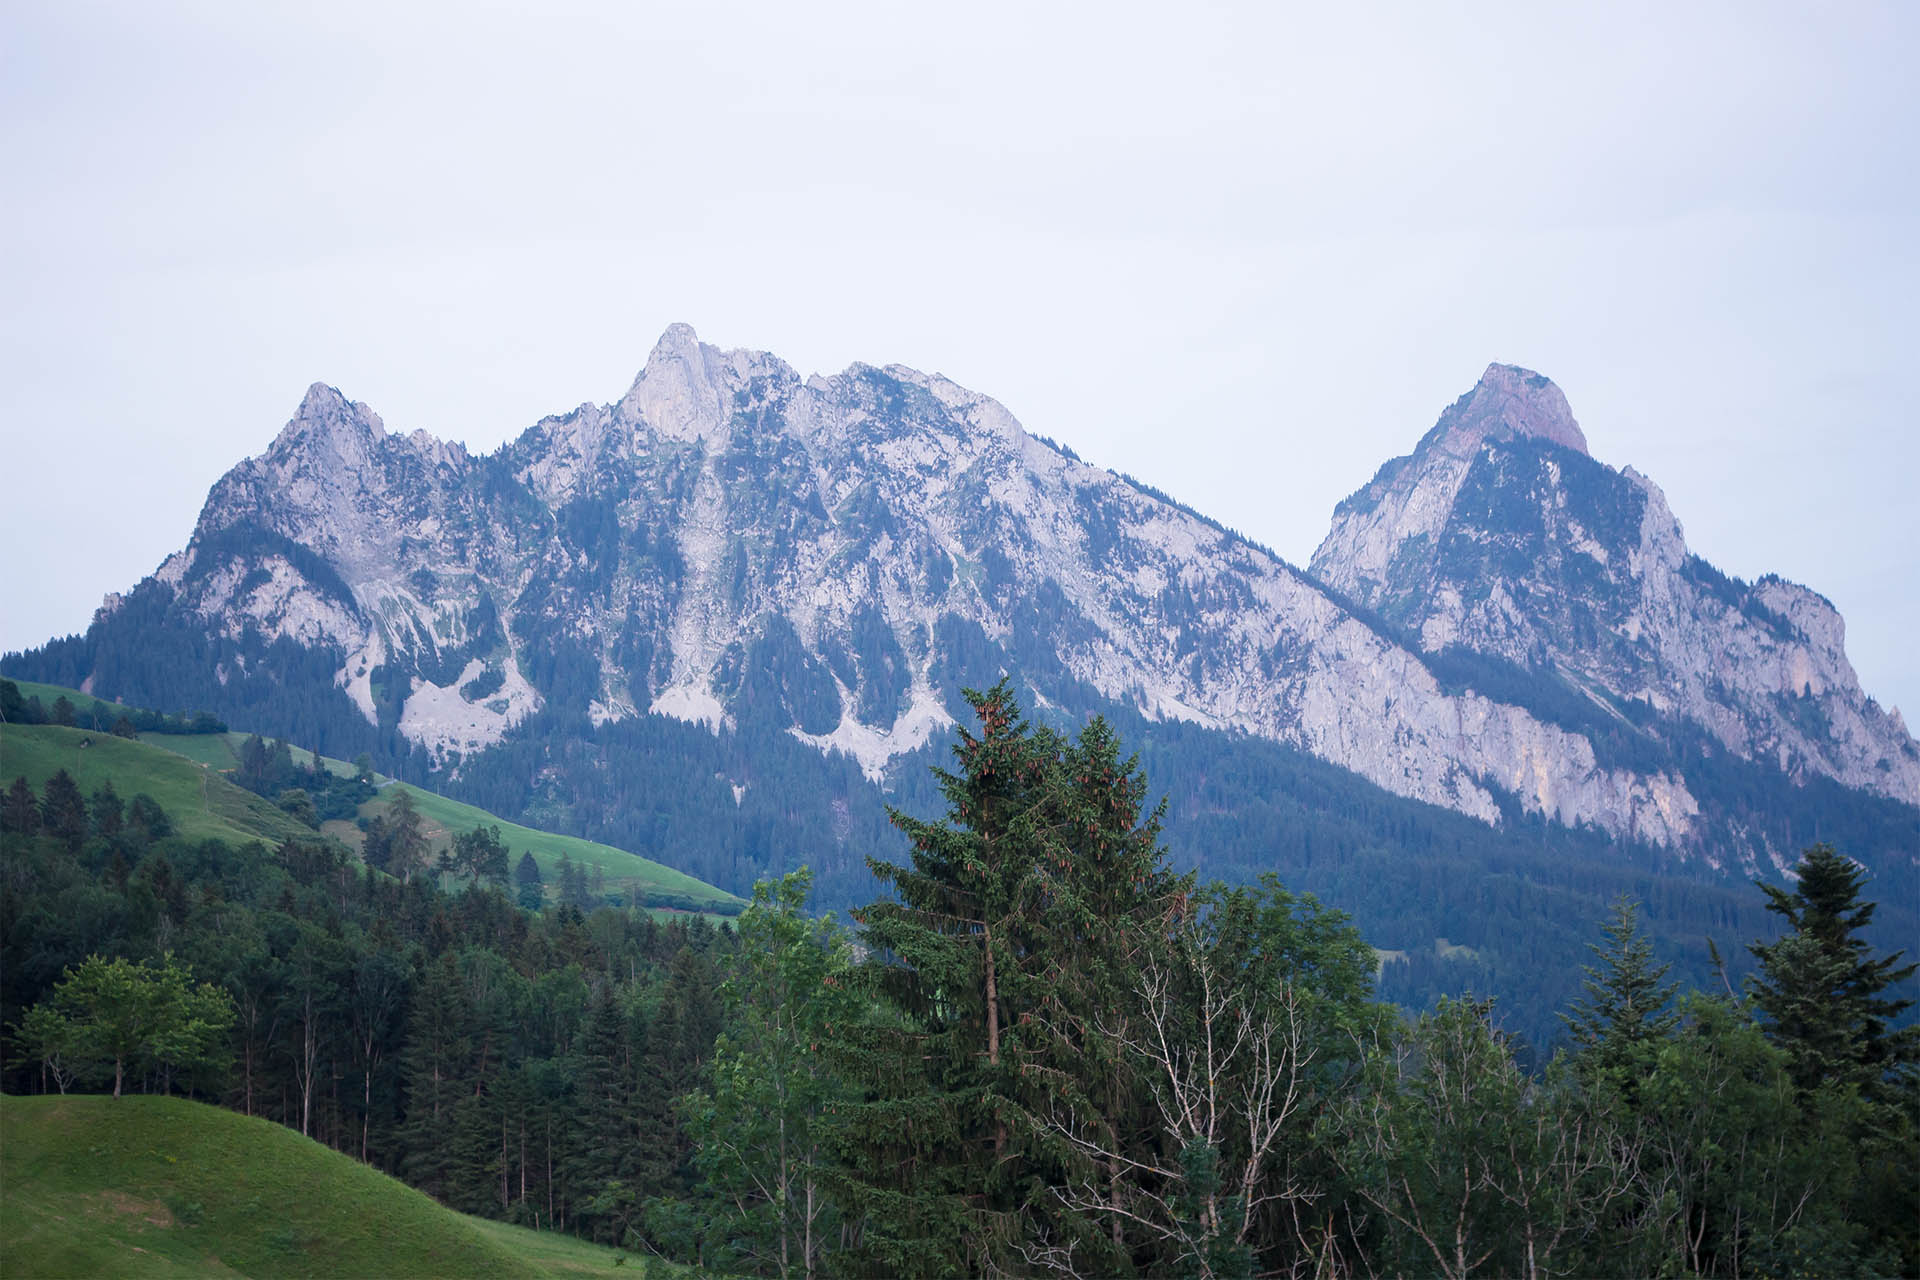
[17, 953, 233, 1098]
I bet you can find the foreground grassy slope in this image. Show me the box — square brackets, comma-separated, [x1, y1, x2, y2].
[0, 1094, 635, 1278]
[0, 723, 312, 847]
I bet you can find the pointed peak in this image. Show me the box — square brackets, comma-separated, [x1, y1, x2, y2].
[616, 324, 798, 442]
[298, 381, 347, 416]
[280, 382, 385, 449]
[1430, 363, 1588, 457]
[618, 324, 727, 442]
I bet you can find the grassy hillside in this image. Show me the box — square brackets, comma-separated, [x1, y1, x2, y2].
[127, 731, 364, 778]
[0, 1094, 640, 1278]
[0, 722, 312, 848]
[6, 678, 146, 721]
[3, 678, 743, 914]
[355, 783, 743, 913]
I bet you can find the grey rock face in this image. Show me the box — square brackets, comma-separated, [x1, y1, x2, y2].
[1310, 363, 1918, 811]
[127, 332, 1913, 855]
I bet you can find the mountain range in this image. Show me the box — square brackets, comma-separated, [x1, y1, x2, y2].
[10, 325, 1915, 1040]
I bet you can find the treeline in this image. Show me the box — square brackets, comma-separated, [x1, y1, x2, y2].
[0, 679, 225, 737]
[5, 686, 1916, 1276]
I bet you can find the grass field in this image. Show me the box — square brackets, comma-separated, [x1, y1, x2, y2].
[6, 678, 146, 723]
[363, 784, 743, 913]
[0, 723, 313, 848]
[3, 678, 743, 914]
[0, 1094, 650, 1278]
[133, 731, 242, 769]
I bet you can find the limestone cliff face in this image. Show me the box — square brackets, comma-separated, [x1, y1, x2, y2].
[1309, 363, 1918, 810]
[70, 333, 1915, 856]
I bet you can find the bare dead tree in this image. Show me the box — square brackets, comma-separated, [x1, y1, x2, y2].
[1026, 925, 1320, 1278]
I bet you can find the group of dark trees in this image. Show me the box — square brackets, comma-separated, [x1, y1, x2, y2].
[4, 684, 1916, 1275]
[230, 731, 376, 827]
[1, 679, 226, 737]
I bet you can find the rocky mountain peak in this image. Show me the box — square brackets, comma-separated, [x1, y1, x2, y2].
[275, 382, 386, 450]
[1427, 362, 1588, 458]
[616, 323, 798, 443]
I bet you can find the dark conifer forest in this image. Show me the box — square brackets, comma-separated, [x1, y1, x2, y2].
[4, 682, 1915, 1276]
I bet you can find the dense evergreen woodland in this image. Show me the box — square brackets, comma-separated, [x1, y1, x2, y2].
[4, 684, 1916, 1277]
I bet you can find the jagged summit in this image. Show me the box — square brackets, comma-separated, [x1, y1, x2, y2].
[1425, 362, 1588, 458]
[616, 323, 800, 443]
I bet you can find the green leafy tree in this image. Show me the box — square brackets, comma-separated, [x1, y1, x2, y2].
[1340, 998, 1629, 1280]
[1631, 994, 1869, 1276]
[364, 790, 429, 882]
[15, 953, 233, 1098]
[452, 825, 511, 884]
[678, 869, 861, 1279]
[1033, 877, 1381, 1277]
[276, 787, 319, 829]
[51, 695, 75, 726]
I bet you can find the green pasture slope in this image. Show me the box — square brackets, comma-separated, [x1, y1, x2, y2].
[3, 679, 743, 915]
[0, 1094, 642, 1278]
[360, 783, 742, 914]
[0, 722, 313, 848]
[3, 683, 359, 776]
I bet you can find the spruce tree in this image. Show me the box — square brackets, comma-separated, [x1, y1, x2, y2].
[1748, 843, 1917, 1096]
[1009, 713, 1196, 1272]
[89, 781, 125, 841]
[566, 982, 638, 1241]
[830, 682, 1194, 1275]
[1563, 896, 1679, 1088]
[399, 952, 473, 1198]
[831, 682, 1058, 1274]
[515, 851, 544, 911]
[2, 776, 38, 834]
[40, 769, 87, 851]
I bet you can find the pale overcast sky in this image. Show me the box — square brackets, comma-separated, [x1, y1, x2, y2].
[3, 1, 1916, 720]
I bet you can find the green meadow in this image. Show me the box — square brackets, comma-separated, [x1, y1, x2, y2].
[0, 1094, 650, 1278]
[2, 679, 742, 914]
[0, 722, 312, 848]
